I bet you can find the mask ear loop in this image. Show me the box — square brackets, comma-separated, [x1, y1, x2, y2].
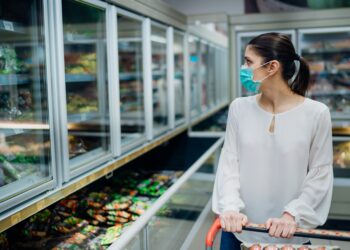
[288, 60, 300, 85]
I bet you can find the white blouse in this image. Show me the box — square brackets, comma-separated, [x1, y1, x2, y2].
[212, 95, 334, 244]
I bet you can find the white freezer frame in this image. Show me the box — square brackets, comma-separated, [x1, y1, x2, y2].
[115, 7, 148, 154]
[54, 0, 114, 182]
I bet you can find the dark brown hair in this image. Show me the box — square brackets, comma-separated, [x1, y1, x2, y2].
[248, 32, 310, 96]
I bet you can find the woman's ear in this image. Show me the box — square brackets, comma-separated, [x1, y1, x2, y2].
[268, 60, 280, 75]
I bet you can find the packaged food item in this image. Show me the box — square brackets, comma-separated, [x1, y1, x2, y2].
[100, 225, 122, 245]
[281, 245, 295, 250]
[249, 244, 262, 250]
[103, 200, 131, 211]
[107, 211, 131, 219]
[297, 247, 311, 250]
[106, 215, 129, 224]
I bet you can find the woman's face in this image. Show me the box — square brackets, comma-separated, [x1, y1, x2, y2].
[244, 45, 270, 82]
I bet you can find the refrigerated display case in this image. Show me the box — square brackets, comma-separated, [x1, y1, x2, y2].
[112, 134, 223, 249]
[299, 27, 350, 180]
[117, 11, 147, 151]
[173, 31, 186, 125]
[146, 162, 215, 250]
[236, 30, 296, 97]
[0, 0, 55, 212]
[189, 36, 201, 118]
[62, 0, 111, 178]
[1, 133, 222, 250]
[151, 23, 169, 136]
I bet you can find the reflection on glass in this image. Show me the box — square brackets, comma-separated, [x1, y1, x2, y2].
[174, 32, 185, 123]
[300, 30, 350, 117]
[207, 45, 216, 108]
[62, 0, 110, 167]
[200, 42, 209, 110]
[148, 161, 215, 249]
[151, 24, 168, 135]
[334, 140, 350, 169]
[118, 14, 145, 148]
[189, 37, 201, 117]
[0, 0, 51, 200]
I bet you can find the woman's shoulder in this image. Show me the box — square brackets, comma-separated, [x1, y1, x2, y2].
[229, 95, 255, 108]
[304, 97, 329, 115]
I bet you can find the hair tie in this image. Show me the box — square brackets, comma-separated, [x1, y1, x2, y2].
[294, 53, 300, 61]
[288, 60, 300, 85]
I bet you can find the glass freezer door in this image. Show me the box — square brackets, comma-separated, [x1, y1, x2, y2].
[0, 0, 54, 210]
[299, 28, 350, 124]
[189, 36, 201, 118]
[207, 44, 216, 109]
[151, 23, 169, 136]
[173, 31, 185, 125]
[237, 30, 296, 97]
[117, 12, 146, 151]
[299, 28, 350, 179]
[62, 0, 111, 174]
[200, 41, 209, 111]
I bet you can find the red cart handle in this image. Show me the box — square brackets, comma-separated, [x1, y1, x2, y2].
[206, 217, 350, 247]
[206, 217, 222, 247]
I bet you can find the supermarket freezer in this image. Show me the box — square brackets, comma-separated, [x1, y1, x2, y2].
[1, 133, 223, 249]
[298, 27, 350, 219]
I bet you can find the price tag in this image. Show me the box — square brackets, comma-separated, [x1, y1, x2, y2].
[3, 21, 14, 32]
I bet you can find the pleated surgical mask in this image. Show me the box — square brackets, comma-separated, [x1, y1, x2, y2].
[240, 61, 272, 94]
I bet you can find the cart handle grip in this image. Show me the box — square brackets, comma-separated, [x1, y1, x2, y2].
[208, 217, 350, 242]
[206, 217, 222, 247]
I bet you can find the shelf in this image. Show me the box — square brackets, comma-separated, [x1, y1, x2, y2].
[302, 48, 350, 54]
[67, 112, 100, 123]
[152, 70, 166, 77]
[0, 19, 26, 34]
[331, 112, 350, 120]
[119, 72, 142, 81]
[64, 33, 105, 44]
[308, 89, 350, 96]
[65, 74, 96, 83]
[0, 74, 31, 85]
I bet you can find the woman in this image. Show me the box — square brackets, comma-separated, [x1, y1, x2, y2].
[212, 33, 333, 249]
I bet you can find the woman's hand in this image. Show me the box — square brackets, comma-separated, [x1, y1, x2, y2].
[220, 211, 248, 233]
[265, 212, 297, 239]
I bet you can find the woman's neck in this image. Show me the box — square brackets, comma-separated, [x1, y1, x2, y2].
[258, 79, 303, 114]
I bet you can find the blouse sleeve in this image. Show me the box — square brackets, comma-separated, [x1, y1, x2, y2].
[212, 100, 245, 215]
[284, 108, 334, 229]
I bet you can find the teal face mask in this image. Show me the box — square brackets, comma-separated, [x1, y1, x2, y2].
[240, 62, 271, 94]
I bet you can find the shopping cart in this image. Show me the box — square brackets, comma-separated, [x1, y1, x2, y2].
[205, 217, 350, 250]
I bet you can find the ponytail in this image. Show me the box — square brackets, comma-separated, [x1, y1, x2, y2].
[289, 57, 310, 97]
